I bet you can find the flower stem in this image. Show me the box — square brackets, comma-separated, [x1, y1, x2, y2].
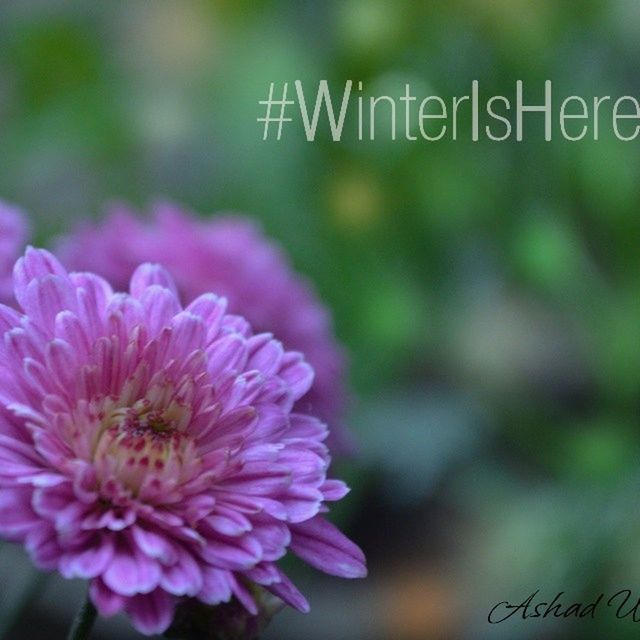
[66, 594, 97, 640]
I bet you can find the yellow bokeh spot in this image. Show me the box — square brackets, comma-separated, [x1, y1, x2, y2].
[328, 171, 383, 232]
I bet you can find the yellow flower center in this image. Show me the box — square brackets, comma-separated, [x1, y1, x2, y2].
[93, 398, 196, 495]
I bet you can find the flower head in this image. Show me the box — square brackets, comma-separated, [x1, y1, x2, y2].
[56, 203, 354, 454]
[0, 201, 29, 305]
[0, 248, 365, 635]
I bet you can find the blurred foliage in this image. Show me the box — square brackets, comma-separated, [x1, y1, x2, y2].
[0, 1, 640, 639]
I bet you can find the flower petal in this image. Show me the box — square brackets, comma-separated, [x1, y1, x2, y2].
[126, 589, 175, 636]
[290, 516, 367, 579]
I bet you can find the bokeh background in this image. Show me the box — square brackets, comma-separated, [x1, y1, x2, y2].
[1, 1, 640, 639]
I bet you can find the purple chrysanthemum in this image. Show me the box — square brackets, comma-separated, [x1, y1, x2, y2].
[56, 203, 354, 454]
[0, 201, 29, 305]
[0, 248, 365, 635]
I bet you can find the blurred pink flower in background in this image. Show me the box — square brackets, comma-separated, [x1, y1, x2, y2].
[57, 202, 354, 454]
[0, 248, 366, 635]
[0, 201, 29, 305]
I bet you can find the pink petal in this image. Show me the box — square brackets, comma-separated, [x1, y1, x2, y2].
[20, 274, 77, 332]
[198, 566, 233, 605]
[290, 516, 367, 579]
[250, 519, 290, 562]
[0, 486, 39, 540]
[199, 532, 262, 571]
[278, 353, 314, 401]
[246, 334, 284, 377]
[103, 542, 162, 596]
[287, 412, 329, 439]
[25, 524, 62, 569]
[278, 484, 323, 523]
[186, 293, 227, 336]
[44, 339, 77, 394]
[131, 525, 178, 564]
[90, 578, 126, 616]
[206, 333, 248, 381]
[139, 286, 181, 337]
[320, 479, 350, 501]
[13, 247, 68, 291]
[59, 535, 114, 579]
[159, 546, 203, 596]
[0, 304, 21, 332]
[267, 568, 310, 613]
[130, 263, 178, 299]
[71, 272, 112, 339]
[126, 589, 175, 636]
[168, 311, 206, 357]
[229, 573, 258, 615]
[204, 506, 252, 537]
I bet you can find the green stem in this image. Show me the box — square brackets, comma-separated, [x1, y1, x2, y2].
[66, 594, 98, 640]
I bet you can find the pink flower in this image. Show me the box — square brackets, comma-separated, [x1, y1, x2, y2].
[0, 201, 29, 305]
[0, 248, 366, 635]
[56, 203, 354, 454]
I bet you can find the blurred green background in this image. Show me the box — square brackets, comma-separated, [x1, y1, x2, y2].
[1, 1, 640, 639]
